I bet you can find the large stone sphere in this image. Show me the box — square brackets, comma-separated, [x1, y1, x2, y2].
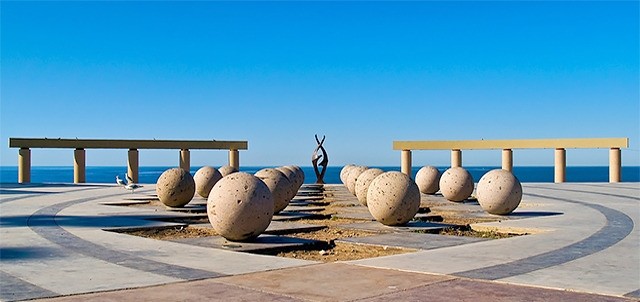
[193, 166, 222, 198]
[367, 171, 421, 226]
[476, 169, 523, 215]
[255, 168, 292, 214]
[156, 168, 196, 207]
[207, 172, 274, 241]
[346, 165, 368, 195]
[340, 164, 355, 184]
[439, 167, 474, 202]
[415, 166, 441, 194]
[276, 166, 298, 200]
[283, 165, 304, 190]
[218, 165, 239, 177]
[355, 168, 384, 206]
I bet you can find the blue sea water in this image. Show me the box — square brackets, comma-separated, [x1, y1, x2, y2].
[0, 166, 639, 184]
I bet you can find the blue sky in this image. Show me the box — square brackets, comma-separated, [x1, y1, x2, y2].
[1, 1, 638, 167]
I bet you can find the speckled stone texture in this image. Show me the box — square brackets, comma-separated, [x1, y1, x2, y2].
[275, 166, 298, 200]
[340, 164, 355, 184]
[255, 168, 293, 214]
[285, 165, 305, 191]
[156, 168, 196, 207]
[476, 169, 523, 215]
[218, 165, 239, 177]
[439, 167, 475, 202]
[366, 171, 421, 226]
[207, 172, 274, 241]
[193, 166, 222, 198]
[415, 166, 441, 194]
[346, 165, 368, 195]
[355, 168, 384, 206]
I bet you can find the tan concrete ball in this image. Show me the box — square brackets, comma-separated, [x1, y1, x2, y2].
[218, 165, 239, 177]
[207, 172, 274, 241]
[156, 168, 196, 207]
[366, 171, 420, 226]
[415, 166, 441, 195]
[193, 166, 222, 198]
[346, 165, 368, 195]
[255, 168, 292, 214]
[439, 167, 475, 202]
[340, 164, 355, 184]
[276, 166, 298, 200]
[355, 168, 384, 206]
[476, 169, 523, 215]
[285, 165, 305, 190]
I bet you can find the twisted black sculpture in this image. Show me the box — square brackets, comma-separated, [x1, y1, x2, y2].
[311, 134, 329, 184]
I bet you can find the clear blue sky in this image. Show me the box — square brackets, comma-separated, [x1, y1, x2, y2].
[1, 1, 638, 167]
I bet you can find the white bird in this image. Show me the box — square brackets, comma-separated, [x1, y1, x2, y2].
[116, 175, 126, 186]
[124, 183, 143, 193]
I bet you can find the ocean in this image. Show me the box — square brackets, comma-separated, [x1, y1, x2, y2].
[1, 166, 639, 184]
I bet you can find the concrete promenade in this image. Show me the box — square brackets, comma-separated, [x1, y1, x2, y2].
[0, 182, 638, 301]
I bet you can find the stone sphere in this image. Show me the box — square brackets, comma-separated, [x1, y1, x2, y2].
[218, 165, 239, 177]
[439, 167, 475, 202]
[346, 165, 368, 195]
[415, 166, 441, 195]
[255, 168, 293, 214]
[284, 165, 305, 190]
[355, 168, 384, 206]
[156, 168, 196, 207]
[340, 165, 355, 184]
[193, 166, 223, 198]
[207, 172, 274, 241]
[476, 169, 523, 215]
[366, 171, 421, 226]
[276, 166, 298, 200]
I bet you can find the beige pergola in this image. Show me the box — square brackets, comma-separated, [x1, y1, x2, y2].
[393, 138, 629, 183]
[9, 138, 248, 184]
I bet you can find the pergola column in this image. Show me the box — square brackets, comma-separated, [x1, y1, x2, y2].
[451, 149, 462, 167]
[180, 149, 190, 173]
[128, 149, 139, 183]
[74, 148, 86, 183]
[502, 149, 513, 171]
[229, 149, 239, 170]
[554, 148, 566, 183]
[401, 149, 412, 176]
[609, 148, 621, 183]
[18, 148, 31, 184]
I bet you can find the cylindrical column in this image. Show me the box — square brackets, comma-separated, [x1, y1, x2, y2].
[180, 149, 190, 173]
[401, 149, 412, 177]
[609, 148, 621, 183]
[229, 149, 239, 170]
[74, 148, 86, 183]
[128, 149, 139, 183]
[554, 148, 566, 183]
[451, 149, 462, 168]
[18, 148, 31, 184]
[502, 149, 513, 171]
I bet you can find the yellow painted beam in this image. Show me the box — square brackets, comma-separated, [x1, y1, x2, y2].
[393, 138, 628, 150]
[9, 138, 248, 150]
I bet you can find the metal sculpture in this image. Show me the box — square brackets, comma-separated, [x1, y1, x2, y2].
[311, 134, 329, 184]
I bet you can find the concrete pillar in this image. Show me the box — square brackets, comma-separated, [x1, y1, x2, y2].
[554, 148, 566, 183]
[609, 148, 621, 183]
[18, 148, 31, 184]
[502, 149, 513, 171]
[128, 149, 139, 183]
[451, 149, 462, 168]
[74, 148, 86, 183]
[401, 150, 412, 177]
[229, 149, 239, 170]
[180, 149, 190, 173]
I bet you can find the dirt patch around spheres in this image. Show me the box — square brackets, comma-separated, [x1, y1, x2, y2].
[275, 242, 414, 262]
[436, 226, 527, 239]
[119, 226, 218, 240]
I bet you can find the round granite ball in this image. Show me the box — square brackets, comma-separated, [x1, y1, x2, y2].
[276, 166, 298, 200]
[284, 165, 305, 190]
[156, 168, 196, 207]
[476, 169, 523, 215]
[218, 165, 239, 177]
[439, 167, 474, 202]
[355, 168, 384, 206]
[255, 168, 293, 214]
[415, 166, 441, 195]
[346, 165, 368, 195]
[366, 171, 421, 226]
[340, 164, 355, 184]
[193, 166, 223, 198]
[207, 172, 274, 241]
